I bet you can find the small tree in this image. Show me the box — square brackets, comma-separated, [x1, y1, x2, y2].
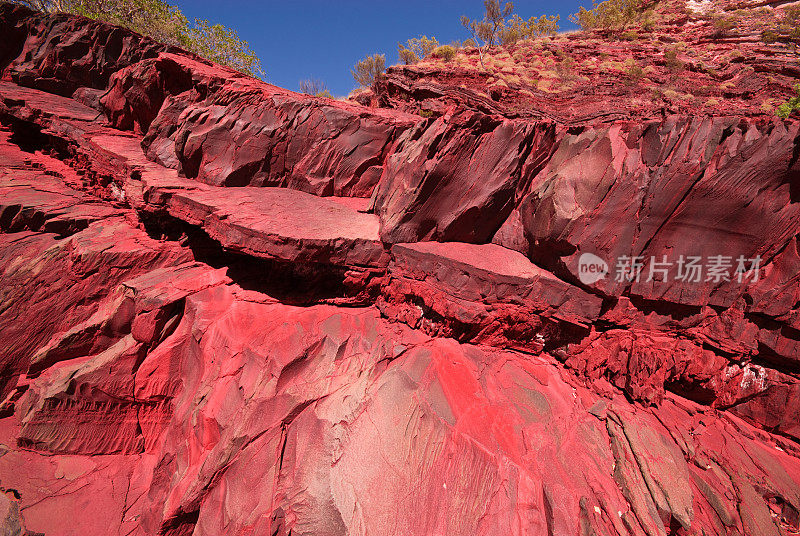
[397, 35, 440, 65]
[499, 14, 527, 45]
[398, 46, 417, 65]
[461, 0, 514, 66]
[299, 78, 331, 97]
[529, 14, 560, 37]
[500, 13, 559, 44]
[569, 0, 645, 32]
[351, 53, 386, 87]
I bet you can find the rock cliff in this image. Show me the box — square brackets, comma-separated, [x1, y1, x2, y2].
[1, 1, 800, 535]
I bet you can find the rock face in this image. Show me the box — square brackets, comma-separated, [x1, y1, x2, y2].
[0, 3, 170, 96]
[368, 0, 800, 121]
[103, 52, 418, 196]
[1, 2, 800, 536]
[373, 112, 557, 243]
[378, 241, 602, 350]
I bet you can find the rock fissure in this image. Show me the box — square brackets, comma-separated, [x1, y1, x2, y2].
[2, 2, 800, 535]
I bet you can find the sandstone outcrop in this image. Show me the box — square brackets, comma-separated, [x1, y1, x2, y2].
[1, 2, 800, 535]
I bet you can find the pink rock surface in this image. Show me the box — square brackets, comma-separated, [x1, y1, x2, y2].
[5, 256, 800, 535]
[519, 117, 800, 309]
[0, 140, 193, 408]
[0, 82, 389, 273]
[142, 179, 388, 269]
[0, 4, 800, 536]
[102, 52, 419, 196]
[379, 241, 601, 349]
[0, 3, 169, 96]
[373, 111, 556, 243]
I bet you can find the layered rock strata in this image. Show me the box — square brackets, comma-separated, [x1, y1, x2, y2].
[0, 3, 799, 536]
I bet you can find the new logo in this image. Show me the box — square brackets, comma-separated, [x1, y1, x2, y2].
[578, 253, 608, 285]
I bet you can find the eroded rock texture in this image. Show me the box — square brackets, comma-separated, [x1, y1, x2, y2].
[1, 2, 800, 535]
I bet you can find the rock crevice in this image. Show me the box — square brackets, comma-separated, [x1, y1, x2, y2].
[1, 4, 800, 536]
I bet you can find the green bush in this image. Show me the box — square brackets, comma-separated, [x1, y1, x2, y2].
[432, 45, 457, 61]
[10, 0, 264, 77]
[398, 47, 415, 66]
[783, 7, 800, 39]
[569, 0, 647, 32]
[499, 13, 559, 44]
[351, 53, 386, 87]
[777, 83, 800, 119]
[761, 30, 779, 44]
[664, 46, 684, 72]
[712, 15, 738, 37]
[555, 55, 576, 80]
[625, 62, 644, 84]
[397, 35, 440, 64]
[763, 6, 800, 43]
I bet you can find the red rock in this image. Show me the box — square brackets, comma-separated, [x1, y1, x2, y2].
[374, 110, 557, 243]
[0, 3, 169, 96]
[140, 177, 389, 270]
[514, 117, 800, 303]
[0, 133, 192, 406]
[0, 4, 799, 536]
[379, 241, 601, 348]
[100, 55, 194, 134]
[14, 262, 229, 455]
[1, 81, 389, 274]
[0, 138, 122, 236]
[102, 51, 419, 197]
[0, 417, 146, 536]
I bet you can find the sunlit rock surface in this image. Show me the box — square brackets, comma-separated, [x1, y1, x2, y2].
[1, 2, 800, 535]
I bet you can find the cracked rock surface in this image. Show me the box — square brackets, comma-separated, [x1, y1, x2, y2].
[1, 2, 800, 535]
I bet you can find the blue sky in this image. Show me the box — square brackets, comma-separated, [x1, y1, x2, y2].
[175, 1, 588, 96]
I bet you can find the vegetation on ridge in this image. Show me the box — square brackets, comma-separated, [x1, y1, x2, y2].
[352, 54, 386, 88]
[777, 84, 800, 119]
[8, 0, 264, 77]
[340, 0, 796, 119]
[299, 78, 333, 99]
[351, 1, 561, 90]
[570, 0, 653, 32]
[398, 36, 441, 65]
[460, 0, 514, 67]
